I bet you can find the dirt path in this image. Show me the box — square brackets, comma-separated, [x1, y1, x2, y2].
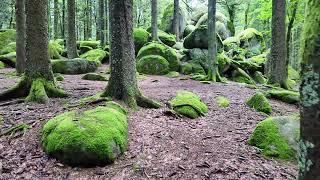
[0, 67, 298, 180]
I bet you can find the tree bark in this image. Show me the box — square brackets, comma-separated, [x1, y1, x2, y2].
[151, 0, 158, 41]
[102, 0, 160, 109]
[53, 0, 59, 39]
[99, 0, 105, 45]
[67, 0, 77, 59]
[104, 0, 109, 44]
[299, 0, 320, 179]
[286, 1, 298, 66]
[173, 0, 180, 41]
[62, 0, 65, 39]
[15, 0, 26, 74]
[268, 0, 288, 88]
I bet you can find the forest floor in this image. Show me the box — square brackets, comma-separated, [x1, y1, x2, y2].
[0, 65, 298, 180]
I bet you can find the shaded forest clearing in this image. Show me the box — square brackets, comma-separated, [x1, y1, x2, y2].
[0, 65, 298, 179]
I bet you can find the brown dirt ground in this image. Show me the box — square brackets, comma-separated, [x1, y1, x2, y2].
[0, 66, 298, 180]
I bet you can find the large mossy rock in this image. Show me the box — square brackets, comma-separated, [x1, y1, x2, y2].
[158, 30, 176, 47]
[41, 104, 128, 167]
[76, 41, 100, 49]
[137, 55, 170, 75]
[82, 73, 108, 81]
[49, 40, 64, 59]
[237, 28, 266, 58]
[170, 91, 208, 119]
[265, 89, 299, 104]
[248, 115, 299, 161]
[183, 25, 223, 50]
[0, 29, 16, 50]
[137, 42, 179, 72]
[80, 49, 109, 63]
[52, 58, 100, 74]
[246, 92, 272, 114]
[133, 28, 150, 54]
[160, 3, 188, 38]
[0, 52, 16, 67]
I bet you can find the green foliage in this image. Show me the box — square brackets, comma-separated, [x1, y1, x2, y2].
[253, 71, 267, 84]
[41, 105, 128, 167]
[0, 29, 16, 51]
[232, 68, 255, 84]
[80, 49, 109, 63]
[215, 96, 230, 108]
[82, 73, 108, 81]
[49, 40, 64, 59]
[170, 91, 208, 119]
[246, 92, 272, 114]
[0, 42, 15, 55]
[137, 55, 170, 75]
[266, 89, 300, 104]
[236, 28, 266, 58]
[51, 58, 100, 75]
[0, 61, 5, 69]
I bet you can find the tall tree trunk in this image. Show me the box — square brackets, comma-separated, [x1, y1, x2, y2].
[151, 0, 158, 41]
[299, 0, 320, 179]
[207, 0, 220, 82]
[244, 1, 251, 29]
[62, 0, 65, 39]
[99, 0, 105, 45]
[173, 0, 180, 41]
[87, 0, 92, 39]
[102, 0, 160, 109]
[0, 0, 67, 103]
[47, 0, 51, 39]
[268, 0, 288, 88]
[15, 0, 26, 74]
[286, 1, 298, 66]
[67, 0, 77, 59]
[104, 0, 109, 44]
[53, 0, 59, 39]
[9, 0, 15, 29]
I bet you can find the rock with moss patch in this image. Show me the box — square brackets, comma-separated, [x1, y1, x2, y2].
[82, 73, 108, 81]
[137, 42, 179, 71]
[237, 28, 266, 58]
[41, 105, 128, 167]
[0, 29, 16, 51]
[248, 115, 299, 161]
[80, 49, 109, 63]
[133, 28, 150, 53]
[49, 40, 64, 59]
[137, 55, 170, 75]
[52, 58, 100, 74]
[158, 30, 176, 47]
[0, 52, 16, 67]
[215, 96, 230, 108]
[246, 92, 272, 114]
[180, 62, 193, 75]
[77, 41, 100, 49]
[265, 89, 299, 104]
[184, 25, 223, 50]
[170, 91, 208, 119]
[166, 71, 179, 78]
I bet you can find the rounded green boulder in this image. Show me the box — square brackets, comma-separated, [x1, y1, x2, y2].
[41, 104, 128, 167]
[137, 55, 170, 75]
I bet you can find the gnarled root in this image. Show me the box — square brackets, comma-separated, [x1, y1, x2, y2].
[136, 95, 162, 109]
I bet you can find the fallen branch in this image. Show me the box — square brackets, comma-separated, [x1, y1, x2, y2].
[0, 123, 30, 137]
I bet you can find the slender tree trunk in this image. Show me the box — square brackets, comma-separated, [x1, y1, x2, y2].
[47, 0, 51, 39]
[299, 0, 320, 179]
[15, 0, 26, 74]
[286, 1, 298, 65]
[244, 1, 251, 29]
[207, 0, 220, 82]
[99, 0, 105, 45]
[268, 0, 287, 88]
[102, 0, 160, 109]
[9, 0, 15, 29]
[173, 0, 180, 41]
[62, 0, 65, 39]
[67, 0, 77, 59]
[53, 0, 59, 39]
[151, 0, 158, 41]
[87, 0, 92, 39]
[104, 0, 109, 44]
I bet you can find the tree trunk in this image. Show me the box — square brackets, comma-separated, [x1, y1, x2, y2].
[67, 0, 77, 59]
[99, 0, 105, 45]
[62, 0, 65, 39]
[87, 0, 92, 39]
[53, 0, 59, 39]
[207, 0, 220, 82]
[102, 0, 160, 109]
[268, 0, 287, 88]
[9, 0, 15, 29]
[104, 0, 109, 44]
[0, 0, 67, 103]
[151, 0, 158, 41]
[299, 0, 320, 179]
[173, 0, 179, 41]
[244, 1, 251, 29]
[286, 1, 298, 66]
[15, 0, 26, 74]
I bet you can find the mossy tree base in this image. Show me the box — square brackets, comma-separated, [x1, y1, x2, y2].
[0, 77, 68, 103]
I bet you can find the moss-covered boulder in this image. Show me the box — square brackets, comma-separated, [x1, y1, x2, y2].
[166, 71, 179, 78]
[0, 42, 16, 55]
[180, 62, 193, 75]
[133, 28, 150, 54]
[183, 25, 223, 50]
[52, 58, 100, 74]
[232, 67, 255, 85]
[137, 55, 170, 75]
[77, 41, 100, 49]
[158, 30, 176, 47]
[170, 91, 208, 119]
[41, 105, 128, 167]
[160, 3, 188, 38]
[80, 49, 109, 63]
[82, 73, 108, 81]
[0, 29, 16, 50]
[248, 115, 299, 161]
[79, 46, 93, 55]
[183, 25, 196, 38]
[237, 28, 266, 58]
[49, 40, 64, 59]
[265, 89, 299, 104]
[215, 96, 230, 108]
[137, 42, 179, 71]
[0, 52, 16, 67]
[246, 92, 272, 114]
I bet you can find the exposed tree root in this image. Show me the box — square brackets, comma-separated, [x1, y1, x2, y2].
[136, 94, 162, 109]
[0, 77, 68, 103]
[0, 123, 30, 137]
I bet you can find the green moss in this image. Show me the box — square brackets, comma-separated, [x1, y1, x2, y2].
[166, 71, 179, 78]
[49, 40, 64, 59]
[133, 28, 150, 53]
[52, 58, 100, 75]
[191, 74, 207, 81]
[215, 96, 230, 108]
[265, 89, 299, 104]
[0, 52, 16, 67]
[217, 52, 231, 73]
[80, 49, 109, 63]
[237, 28, 266, 57]
[160, 3, 187, 37]
[77, 41, 100, 49]
[0, 29, 16, 50]
[246, 92, 272, 114]
[0, 42, 16, 55]
[105, 101, 127, 115]
[137, 42, 179, 71]
[253, 71, 267, 84]
[223, 36, 240, 46]
[137, 55, 170, 75]
[232, 68, 255, 85]
[41, 105, 128, 167]
[82, 73, 108, 81]
[248, 116, 299, 161]
[180, 62, 193, 75]
[158, 30, 176, 47]
[170, 91, 208, 119]
[288, 66, 300, 81]
[183, 25, 196, 38]
[79, 46, 93, 55]
[54, 73, 64, 81]
[0, 61, 5, 69]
